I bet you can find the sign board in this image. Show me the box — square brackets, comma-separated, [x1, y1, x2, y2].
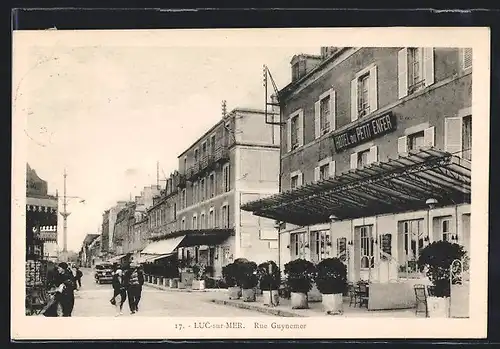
[333, 112, 397, 152]
[37, 231, 58, 241]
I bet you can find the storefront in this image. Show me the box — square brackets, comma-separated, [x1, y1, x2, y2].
[242, 148, 471, 284]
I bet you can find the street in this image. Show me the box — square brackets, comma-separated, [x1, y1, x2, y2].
[72, 268, 271, 317]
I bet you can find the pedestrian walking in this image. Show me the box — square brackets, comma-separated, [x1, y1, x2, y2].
[124, 263, 144, 314]
[52, 262, 76, 317]
[74, 266, 83, 290]
[109, 263, 127, 316]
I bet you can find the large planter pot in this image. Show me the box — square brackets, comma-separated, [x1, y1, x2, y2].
[192, 280, 206, 290]
[262, 290, 280, 306]
[322, 293, 344, 315]
[242, 288, 256, 302]
[228, 286, 241, 300]
[427, 296, 450, 318]
[169, 278, 178, 288]
[290, 292, 308, 309]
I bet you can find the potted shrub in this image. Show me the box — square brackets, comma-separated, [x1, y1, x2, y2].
[258, 261, 281, 306]
[238, 261, 259, 302]
[418, 241, 466, 318]
[222, 262, 241, 299]
[315, 258, 347, 315]
[284, 259, 316, 309]
[192, 264, 206, 290]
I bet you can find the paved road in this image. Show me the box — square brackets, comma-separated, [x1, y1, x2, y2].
[72, 268, 271, 317]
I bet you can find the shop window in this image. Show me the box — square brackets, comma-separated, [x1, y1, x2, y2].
[290, 232, 307, 260]
[310, 230, 330, 263]
[337, 237, 347, 263]
[359, 226, 375, 269]
[442, 219, 452, 241]
[398, 219, 428, 274]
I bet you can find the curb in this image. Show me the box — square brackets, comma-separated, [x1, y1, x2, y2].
[144, 283, 226, 293]
[209, 299, 307, 317]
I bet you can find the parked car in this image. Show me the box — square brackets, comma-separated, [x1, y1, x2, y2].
[94, 262, 114, 284]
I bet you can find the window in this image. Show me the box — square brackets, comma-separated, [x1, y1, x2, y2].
[310, 230, 330, 263]
[223, 164, 230, 192]
[291, 175, 299, 189]
[408, 47, 424, 94]
[221, 205, 228, 229]
[398, 47, 434, 99]
[183, 157, 187, 173]
[181, 189, 187, 209]
[194, 148, 199, 163]
[290, 115, 299, 149]
[320, 95, 331, 133]
[173, 203, 177, 220]
[359, 226, 375, 269]
[192, 215, 198, 230]
[200, 213, 205, 229]
[193, 181, 198, 203]
[357, 74, 370, 117]
[445, 113, 472, 161]
[462, 48, 472, 70]
[357, 149, 370, 168]
[337, 237, 347, 263]
[209, 173, 215, 198]
[202, 142, 207, 157]
[314, 159, 335, 182]
[462, 115, 472, 161]
[200, 178, 206, 201]
[408, 131, 425, 151]
[290, 232, 307, 260]
[398, 219, 428, 274]
[209, 209, 215, 228]
[210, 135, 216, 155]
[442, 219, 452, 241]
[181, 217, 186, 230]
[319, 163, 329, 180]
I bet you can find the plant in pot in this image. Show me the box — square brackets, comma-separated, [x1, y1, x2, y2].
[284, 259, 316, 309]
[315, 258, 347, 315]
[238, 261, 259, 302]
[257, 261, 281, 306]
[191, 264, 206, 290]
[222, 262, 241, 300]
[417, 240, 466, 318]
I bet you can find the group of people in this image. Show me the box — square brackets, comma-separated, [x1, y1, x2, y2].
[110, 262, 144, 316]
[44, 262, 83, 317]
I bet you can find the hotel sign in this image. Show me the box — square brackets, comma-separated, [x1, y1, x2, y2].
[333, 112, 397, 152]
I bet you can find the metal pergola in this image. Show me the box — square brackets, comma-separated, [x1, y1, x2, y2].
[241, 148, 471, 226]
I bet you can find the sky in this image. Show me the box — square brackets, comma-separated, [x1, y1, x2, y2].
[14, 30, 318, 252]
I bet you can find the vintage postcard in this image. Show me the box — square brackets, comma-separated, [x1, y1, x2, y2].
[12, 27, 489, 340]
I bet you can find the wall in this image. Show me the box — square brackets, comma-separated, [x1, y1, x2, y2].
[234, 109, 280, 147]
[279, 204, 471, 282]
[235, 146, 280, 193]
[280, 47, 472, 189]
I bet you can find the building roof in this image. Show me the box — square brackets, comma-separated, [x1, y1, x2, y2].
[241, 148, 471, 226]
[83, 233, 100, 246]
[177, 107, 267, 159]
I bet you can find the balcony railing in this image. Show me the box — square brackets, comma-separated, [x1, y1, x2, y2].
[177, 174, 187, 188]
[185, 146, 230, 181]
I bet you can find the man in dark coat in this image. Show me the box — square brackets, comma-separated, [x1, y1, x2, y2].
[123, 263, 144, 314]
[54, 262, 76, 316]
[74, 266, 83, 290]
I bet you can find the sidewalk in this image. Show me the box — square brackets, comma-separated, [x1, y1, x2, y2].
[144, 281, 227, 293]
[208, 293, 419, 318]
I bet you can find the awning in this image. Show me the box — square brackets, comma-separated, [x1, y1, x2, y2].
[107, 254, 126, 263]
[135, 253, 174, 264]
[241, 148, 471, 225]
[148, 229, 233, 249]
[141, 235, 186, 255]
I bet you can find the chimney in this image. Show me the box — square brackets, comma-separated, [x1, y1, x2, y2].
[320, 47, 344, 60]
[290, 53, 322, 82]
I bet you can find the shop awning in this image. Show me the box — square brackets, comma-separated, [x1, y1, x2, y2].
[148, 229, 233, 249]
[241, 148, 471, 226]
[135, 253, 174, 264]
[141, 235, 186, 255]
[107, 254, 126, 263]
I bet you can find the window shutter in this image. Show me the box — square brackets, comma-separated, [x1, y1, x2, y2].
[350, 153, 358, 170]
[462, 48, 472, 70]
[298, 172, 304, 186]
[298, 111, 304, 147]
[286, 118, 292, 152]
[314, 167, 320, 182]
[445, 117, 463, 155]
[330, 89, 336, 131]
[424, 126, 435, 148]
[328, 160, 336, 178]
[314, 101, 321, 139]
[423, 47, 435, 86]
[398, 136, 408, 154]
[369, 66, 378, 113]
[368, 146, 378, 164]
[350, 79, 358, 122]
[398, 48, 408, 99]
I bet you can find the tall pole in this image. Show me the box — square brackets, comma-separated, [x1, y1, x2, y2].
[157, 161, 160, 188]
[60, 168, 71, 254]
